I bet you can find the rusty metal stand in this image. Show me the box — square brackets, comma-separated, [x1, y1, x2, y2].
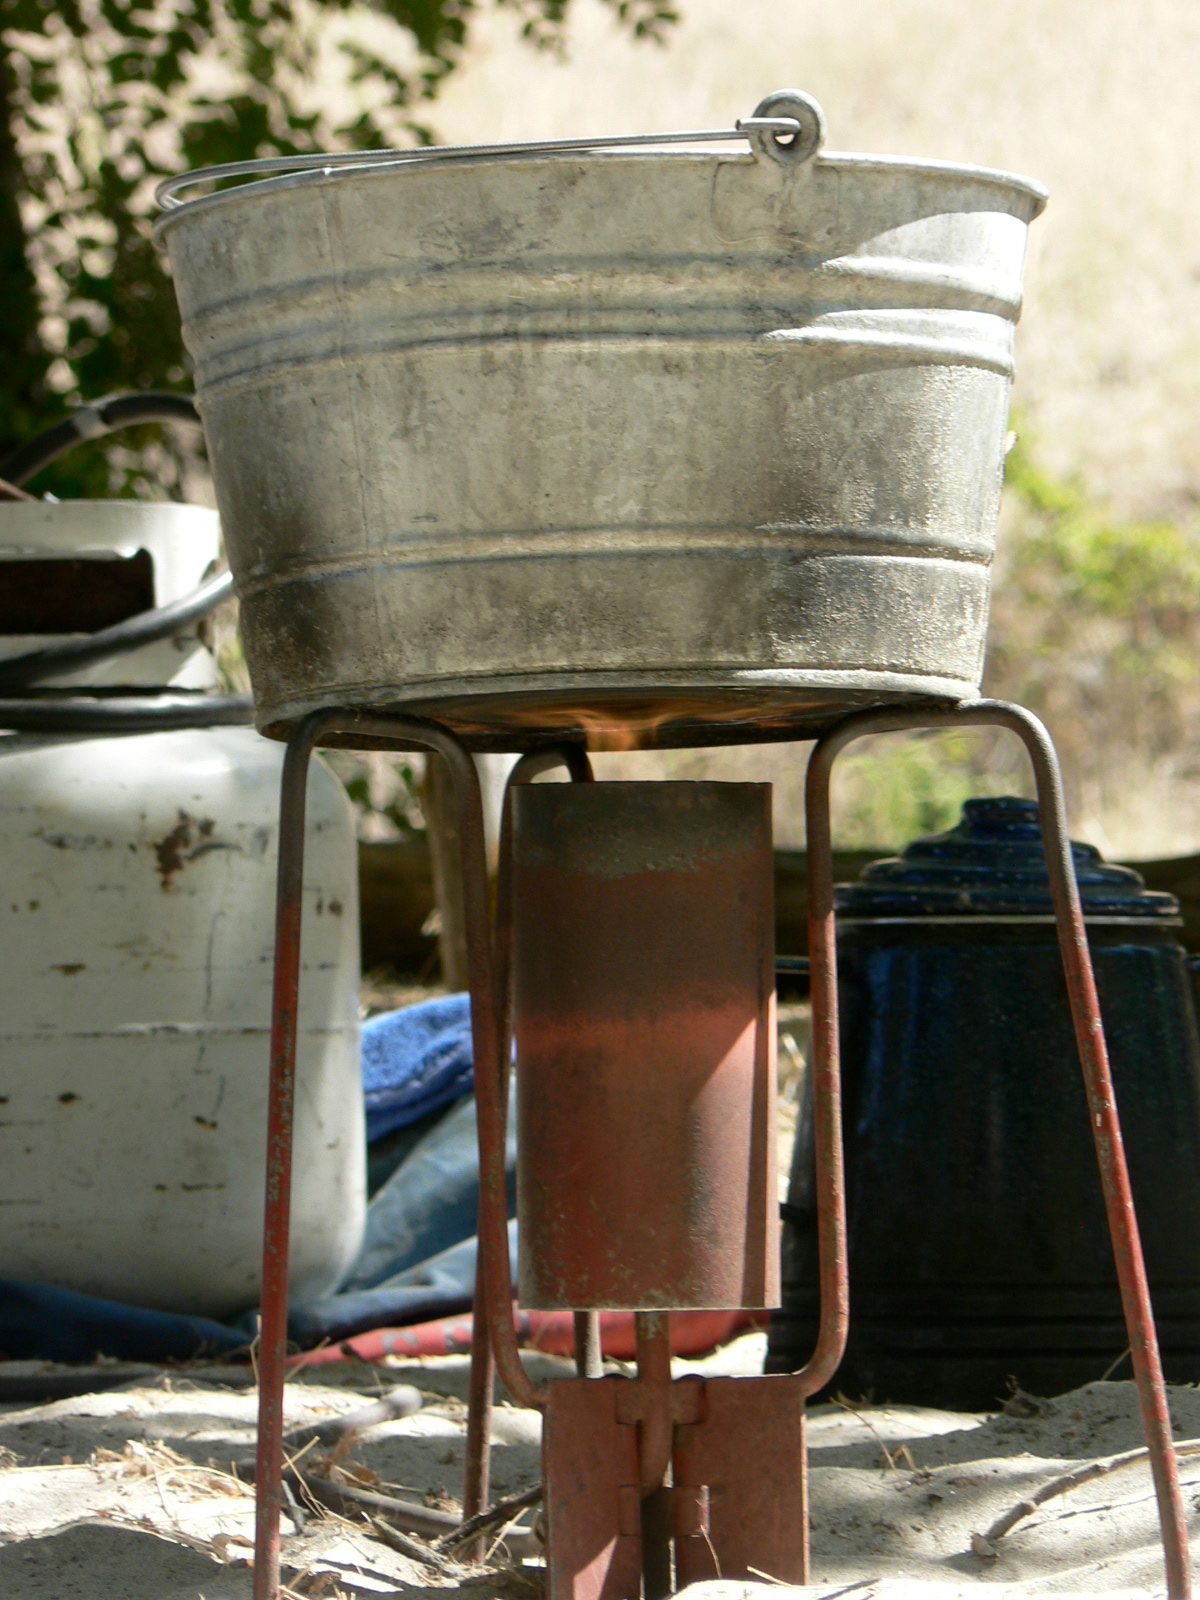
[802, 698, 1193, 1600]
[251, 697, 1192, 1600]
[253, 711, 588, 1598]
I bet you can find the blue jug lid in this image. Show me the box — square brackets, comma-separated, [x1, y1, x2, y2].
[835, 796, 1180, 921]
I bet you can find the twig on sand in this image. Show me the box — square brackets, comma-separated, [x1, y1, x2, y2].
[367, 1514, 467, 1572]
[277, 1464, 542, 1560]
[831, 1394, 923, 1475]
[975, 1436, 1200, 1548]
[434, 1482, 543, 1552]
[281, 1388, 423, 1456]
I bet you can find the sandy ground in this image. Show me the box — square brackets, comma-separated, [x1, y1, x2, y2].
[0, 1334, 1196, 1599]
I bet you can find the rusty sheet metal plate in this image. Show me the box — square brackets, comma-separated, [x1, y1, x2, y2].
[543, 1378, 643, 1600]
[673, 1376, 810, 1586]
[512, 781, 778, 1310]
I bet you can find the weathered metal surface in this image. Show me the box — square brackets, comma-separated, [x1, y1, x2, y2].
[462, 740, 596, 1555]
[0, 717, 363, 1314]
[673, 1376, 810, 1586]
[511, 780, 777, 1310]
[157, 92, 1045, 749]
[255, 721, 315, 1600]
[542, 1379, 643, 1600]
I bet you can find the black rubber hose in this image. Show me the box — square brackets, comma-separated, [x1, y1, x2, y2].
[0, 391, 201, 487]
[0, 392, 239, 695]
[0, 694, 254, 733]
[0, 569, 235, 689]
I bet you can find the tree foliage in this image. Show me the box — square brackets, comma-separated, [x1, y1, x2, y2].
[990, 429, 1200, 763]
[0, 0, 676, 495]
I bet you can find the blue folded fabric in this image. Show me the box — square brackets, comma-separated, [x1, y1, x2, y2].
[0, 1279, 247, 1364]
[283, 1221, 518, 1348]
[346, 1082, 517, 1292]
[361, 993, 474, 1140]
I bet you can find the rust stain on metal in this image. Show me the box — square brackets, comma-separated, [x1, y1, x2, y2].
[511, 781, 778, 1312]
[153, 812, 222, 887]
[154, 811, 195, 887]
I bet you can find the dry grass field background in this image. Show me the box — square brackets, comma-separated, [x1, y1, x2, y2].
[413, 0, 1200, 856]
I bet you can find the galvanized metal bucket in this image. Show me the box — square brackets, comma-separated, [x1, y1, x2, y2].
[156, 92, 1046, 749]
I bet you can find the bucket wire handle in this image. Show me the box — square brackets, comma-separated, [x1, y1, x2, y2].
[154, 92, 824, 207]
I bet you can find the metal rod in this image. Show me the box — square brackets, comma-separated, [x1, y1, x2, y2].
[460, 1252, 494, 1556]
[641, 1486, 674, 1600]
[308, 712, 540, 1409]
[1006, 703, 1193, 1600]
[253, 709, 551, 1600]
[573, 1311, 603, 1379]
[802, 698, 1192, 1600]
[635, 1312, 675, 1600]
[155, 119, 803, 207]
[253, 711, 323, 1600]
[634, 1312, 674, 1491]
[407, 722, 541, 1409]
[497, 742, 604, 1398]
[461, 741, 590, 1544]
[793, 738, 851, 1398]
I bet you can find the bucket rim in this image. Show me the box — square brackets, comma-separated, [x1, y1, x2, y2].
[154, 143, 1048, 240]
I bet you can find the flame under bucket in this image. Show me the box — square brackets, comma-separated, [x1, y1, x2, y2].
[156, 93, 1046, 749]
[510, 781, 777, 1310]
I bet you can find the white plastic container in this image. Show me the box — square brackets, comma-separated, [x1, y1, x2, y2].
[0, 503, 365, 1317]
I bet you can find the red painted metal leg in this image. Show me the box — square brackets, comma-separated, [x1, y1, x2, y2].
[253, 713, 323, 1600]
[795, 742, 852, 1401]
[461, 1252, 494, 1546]
[460, 747, 591, 1549]
[253, 713, 563, 1590]
[805, 699, 1192, 1600]
[574, 1310, 603, 1378]
[1006, 704, 1192, 1600]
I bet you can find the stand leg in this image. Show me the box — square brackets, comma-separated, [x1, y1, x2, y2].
[253, 712, 563, 1589]
[254, 714, 323, 1600]
[1006, 704, 1192, 1600]
[459, 740, 597, 1557]
[503, 745, 599, 1405]
[804, 698, 1192, 1600]
[461, 1254, 494, 1542]
[794, 741, 852, 1411]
